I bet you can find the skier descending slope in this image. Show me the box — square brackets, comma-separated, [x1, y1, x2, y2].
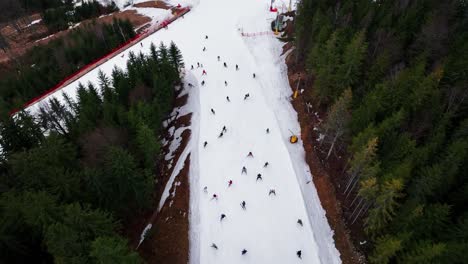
[269, 189, 276, 196]
[240, 201, 246, 210]
[241, 166, 247, 174]
[297, 219, 303, 226]
[256, 174, 263, 181]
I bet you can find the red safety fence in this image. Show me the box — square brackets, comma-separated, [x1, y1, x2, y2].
[241, 31, 274, 37]
[10, 6, 191, 116]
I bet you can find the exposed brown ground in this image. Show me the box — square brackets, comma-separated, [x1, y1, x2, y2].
[0, 9, 150, 65]
[134, 0, 171, 9]
[126, 92, 192, 264]
[285, 50, 366, 264]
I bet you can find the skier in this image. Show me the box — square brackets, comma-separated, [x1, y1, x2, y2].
[211, 108, 215, 114]
[211, 243, 218, 249]
[205, 35, 208, 39]
[202, 69, 207, 75]
[191, 65, 194, 70]
[217, 55, 220, 61]
[188, 83, 193, 87]
[269, 189, 276, 196]
[228, 180, 233, 187]
[247, 151, 254, 157]
[240, 201, 246, 210]
[203, 186, 208, 193]
[201, 63, 204, 67]
[244, 93, 250, 100]
[264, 162, 269, 168]
[266, 128, 270, 133]
[241, 166, 247, 174]
[224, 81, 228, 86]
[197, 62, 200, 67]
[256, 174, 263, 181]
[297, 219, 303, 226]
[220, 214, 226, 221]
[222, 126, 227, 133]
[253, 73, 256, 78]
[236, 64, 239, 70]
[140, 42, 143, 47]
[204, 141, 208, 148]
[223, 62, 227, 67]
[203, 47, 206, 51]
[226, 96, 231, 102]
[242, 249, 248, 255]
[201, 80, 205, 86]
[297, 250, 302, 259]
[211, 194, 218, 200]
[218, 132, 224, 138]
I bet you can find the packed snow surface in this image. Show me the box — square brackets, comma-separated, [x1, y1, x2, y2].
[25, 0, 341, 263]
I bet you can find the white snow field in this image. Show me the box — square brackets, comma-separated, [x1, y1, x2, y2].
[25, 0, 341, 263]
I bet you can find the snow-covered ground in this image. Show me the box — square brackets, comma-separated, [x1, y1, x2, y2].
[25, 0, 341, 263]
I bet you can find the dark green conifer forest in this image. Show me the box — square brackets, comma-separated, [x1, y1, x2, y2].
[295, 0, 468, 262]
[0, 18, 135, 114]
[0, 42, 183, 263]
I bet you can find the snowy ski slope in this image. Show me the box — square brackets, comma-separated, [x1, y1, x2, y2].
[25, 0, 341, 263]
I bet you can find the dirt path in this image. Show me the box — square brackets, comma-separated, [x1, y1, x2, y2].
[285, 52, 365, 264]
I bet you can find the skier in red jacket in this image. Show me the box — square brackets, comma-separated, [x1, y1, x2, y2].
[228, 180, 233, 187]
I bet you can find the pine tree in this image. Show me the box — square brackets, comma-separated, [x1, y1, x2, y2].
[344, 137, 378, 196]
[365, 178, 404, 236]
[169, 41, 184, 73]
[136, 122, 160, 168]
[399, 241, 446, 264]
[368, 235, 402, 264]
[44, 203, 116, 264]
[9, 135, 79, 201]
[313, 31, 342, 104]
[90, 236, 143, 264]
[338, 30, 367, 91]
[321, 88, 352, 159]
[0, 112, 43, 155]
